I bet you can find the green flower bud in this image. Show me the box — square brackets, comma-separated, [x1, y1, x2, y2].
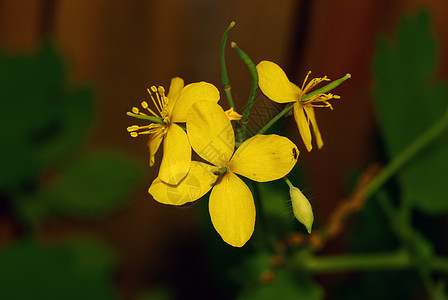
[290, 187, 314, 233]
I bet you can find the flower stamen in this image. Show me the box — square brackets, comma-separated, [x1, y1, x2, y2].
[127, 83, 173, 142]
[146, 85, 169, 118]
[131, 107, 147, 116]
[126, 123, 165, 137]
[152, 86, 163, 113]
[299, 71, 339, 110]
[300, 71, 312, 91]
[147, 87, 162, 115]
[141, 101, 160, 117]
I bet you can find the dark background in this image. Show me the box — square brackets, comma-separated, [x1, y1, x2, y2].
[1, 0, 448, 299]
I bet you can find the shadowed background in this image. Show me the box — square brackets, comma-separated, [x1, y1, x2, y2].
[1, 0, 448, 299]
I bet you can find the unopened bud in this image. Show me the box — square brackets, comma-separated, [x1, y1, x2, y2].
[290, 187, 314, 233]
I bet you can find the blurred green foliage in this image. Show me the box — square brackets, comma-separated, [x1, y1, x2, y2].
[0, 42, 143, 219]
[238, 269, 322, 300]
[17, 151, 142, 223]
[231, 250, 323, 300]
[336, 10, 448, 299]
[258, 181, 297, 237]
[373, 10, 448, 214]
[0, 239, 118, 299]
[0, 43, 143, 299]
[0, 44, 93, 192]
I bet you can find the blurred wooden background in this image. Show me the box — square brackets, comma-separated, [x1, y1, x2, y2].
[1, 0, 447, 298]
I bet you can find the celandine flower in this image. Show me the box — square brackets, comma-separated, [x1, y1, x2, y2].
[127, 77, 219, 184]
[149, 101, 299, 247]
[256, 61, 341, 152]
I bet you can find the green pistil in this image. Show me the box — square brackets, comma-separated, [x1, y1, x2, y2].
[213, 166, 228, 175]
[126, 112, 166, 124]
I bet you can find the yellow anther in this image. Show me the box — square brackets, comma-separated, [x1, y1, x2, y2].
[137, 130, 152, 135]
[132, 107, 139, 114]
[130, 132, 138, 137]
[150, 86, 158, 93]
[141, 101, 149, 109]
[158, 86, 165, 95]
[127, 125, 140, 132]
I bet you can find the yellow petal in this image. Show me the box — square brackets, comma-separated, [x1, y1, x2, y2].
[291, 82, 302, 98]
[229, 134, 299, 182]
[158, 123, 191, 184]
[293, 102, 312, 152]
[224, 107, 242, 121]
[167, 77, 184, 116]
[256, 61, 300, 103]
[187, 101, 234, 166]
[149, 161, 217, 206]
[209, 172, 255, 247]
[170, 81, 220, 123]
[147, 127, 165, 167]
[304, 105, 324, 149]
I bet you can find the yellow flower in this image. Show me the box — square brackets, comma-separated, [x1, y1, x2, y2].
[127, 77, 219, 184]
[256, 61, 340, 152]
[149, 101, 299, 247]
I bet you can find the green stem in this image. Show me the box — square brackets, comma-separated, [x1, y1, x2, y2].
[303, 250, 410, 273]
[417, 265, 440, 300]
[299, 250, 448, 274]
[364, 107, 448, 199]
[284, 177, 294, 189]
[126, 112, 166, 124]
[256, 73, 351, 135]
[257, 103, 294, 135]
[220, 21, 235, 109]
[231, 42, 258, 139]
[355, 108, 448, 299]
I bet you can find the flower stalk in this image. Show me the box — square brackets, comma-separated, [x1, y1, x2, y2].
[231, 42, 259, 138]
[364, 107, 448, 199]
[296, 250, 448, 274]
[220, 21, 236, 109]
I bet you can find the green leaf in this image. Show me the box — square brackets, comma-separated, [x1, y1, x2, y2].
[373, 10, 448, 214]
[230, 251, 272, 286]
[349, 190, 399, 252]
[257, 181, 298, 236]
[238, 269, 323, 300]
[334, 270, 421, 300]
[37, 87, 94, 163]
[137, 287, 174, 300]
[47, 151, 143, 217]
[0, 238, 118, 299]
[0, 42, 94, 191]
[17, 151, 143, 221]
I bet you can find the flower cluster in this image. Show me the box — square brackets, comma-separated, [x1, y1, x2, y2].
[127, 56, 347, 247]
